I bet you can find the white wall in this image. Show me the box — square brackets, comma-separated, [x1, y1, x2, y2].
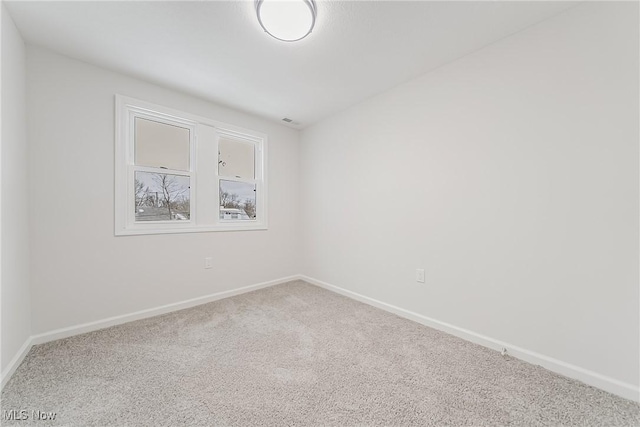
[27, 47, 300, 334]
[301, 2, 639, 391]
[1, 4, 32, 374]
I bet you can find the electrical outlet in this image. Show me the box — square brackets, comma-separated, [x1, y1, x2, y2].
[204, 257, 213, 269]
[416, 268, 425, 283]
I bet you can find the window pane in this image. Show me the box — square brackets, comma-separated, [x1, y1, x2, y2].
[219, 180, 256, 220]
[218, 138, 254, 179]
[135, 171, 190, 221]
[135, 118, 190, 171]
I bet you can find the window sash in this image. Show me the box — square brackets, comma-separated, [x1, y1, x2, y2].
[214, 131, 262, 223]
[127, 110, 196, 227]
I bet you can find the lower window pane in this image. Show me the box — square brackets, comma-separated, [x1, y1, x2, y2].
[219, 180, 256, 220]
[135, 171, 190, 221]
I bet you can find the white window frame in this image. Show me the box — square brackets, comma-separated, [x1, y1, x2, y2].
[115, 95, 268, 236]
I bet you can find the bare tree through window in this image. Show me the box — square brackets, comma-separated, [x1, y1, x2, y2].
[135, 172, 190, 221]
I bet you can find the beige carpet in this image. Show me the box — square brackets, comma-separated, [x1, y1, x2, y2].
[2, 280, 639, 426]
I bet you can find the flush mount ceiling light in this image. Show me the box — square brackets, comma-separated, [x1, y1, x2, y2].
[255, 0, 317, 42]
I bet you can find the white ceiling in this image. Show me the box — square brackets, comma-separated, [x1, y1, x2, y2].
[6, 1, 576, 128]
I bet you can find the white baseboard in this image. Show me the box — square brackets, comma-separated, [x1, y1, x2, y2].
[4, 274, 638, 403]
[30, 275, 302, 346]
[1, 337, 33, 390]
[2, 275, 301, 390]
[301, 275, 640, 403]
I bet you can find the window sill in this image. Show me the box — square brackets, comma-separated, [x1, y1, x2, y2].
[115, 223, 268, 236]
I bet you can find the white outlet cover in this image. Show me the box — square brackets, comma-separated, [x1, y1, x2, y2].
[416, 268, 425, 283]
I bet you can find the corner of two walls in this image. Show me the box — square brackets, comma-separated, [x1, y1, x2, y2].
[3, 31, 304, 384]
[1, 4, 32, 380]
[24, 47, 302, 336]
[299, 1, 639, 396]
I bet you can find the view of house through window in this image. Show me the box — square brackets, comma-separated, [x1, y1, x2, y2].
[219, 180, 256, 220]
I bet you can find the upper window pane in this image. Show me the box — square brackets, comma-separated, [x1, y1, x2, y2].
[135, 118, 190, 171]
[218, 138, 254, 179]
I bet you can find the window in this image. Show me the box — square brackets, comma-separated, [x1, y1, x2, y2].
[115, 95, 267, 235]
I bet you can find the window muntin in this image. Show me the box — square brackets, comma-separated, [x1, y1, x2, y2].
[115, 95, 267, 235]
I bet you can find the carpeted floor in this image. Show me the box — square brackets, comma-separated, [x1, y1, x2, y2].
[2, 280, 639, 426]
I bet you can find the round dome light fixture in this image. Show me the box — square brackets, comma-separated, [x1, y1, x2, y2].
[255, 0, 317, 42]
